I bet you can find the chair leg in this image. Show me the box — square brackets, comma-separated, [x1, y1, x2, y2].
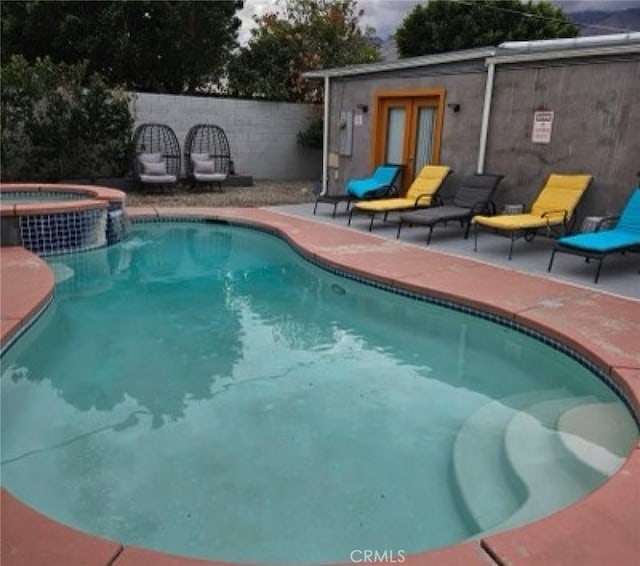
[594, 259, 604, 284]
[473, 223, 479, 252]
[426, 225, 434, 245]
[313, 200, 319, 215]
[332, 202, 338, 218]
[508, 232, 515, 260]
[548, 248, 557, 272]
[396, 221, 404, 239]
[369, 215, 375, 231]
[464, 220, 471, 240]
[348, 208, 354, 226]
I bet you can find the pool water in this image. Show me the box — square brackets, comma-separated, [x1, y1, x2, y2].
[0, 190, 85, 204]
[1, 222, 637, 563]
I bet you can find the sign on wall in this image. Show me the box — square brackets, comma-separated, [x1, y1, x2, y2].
[531, 110, 554, 144]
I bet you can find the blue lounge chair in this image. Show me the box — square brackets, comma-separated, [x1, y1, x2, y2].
[548, 187, 640, 283]
[346, 164, 402, 199]
[313, 164, 402, 217]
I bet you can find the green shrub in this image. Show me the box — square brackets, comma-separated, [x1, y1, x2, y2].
[1, 55, 134, 181]
[297, 116, 323, 150]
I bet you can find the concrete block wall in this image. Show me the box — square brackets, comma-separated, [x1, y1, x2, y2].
[131, 93, 322, 181]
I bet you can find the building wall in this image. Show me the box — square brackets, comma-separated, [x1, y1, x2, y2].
[326, 53, 640, 221]
[131, 93, 322, 181]
[486, 56, 640, 219]
[327, 61, 487, 198]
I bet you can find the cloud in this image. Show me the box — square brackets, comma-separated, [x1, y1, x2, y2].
[237, 0, 640, 44]
[237, 0, 284, 43]
[357, 0, 420, 38]
[555, 0, 640, 11]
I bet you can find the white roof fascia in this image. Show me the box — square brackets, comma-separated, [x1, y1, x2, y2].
[304, 35, 640, 79]
[303, 48, 495, 79]
[498, 32, 640, 51]
[488, 43, 640, 65]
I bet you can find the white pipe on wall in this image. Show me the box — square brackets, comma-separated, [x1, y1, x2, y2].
[321, 76, 330, 195]
[477, 61, 495, 174]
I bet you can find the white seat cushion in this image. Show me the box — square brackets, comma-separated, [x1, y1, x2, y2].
[194, 172, 227, 182]
[142, 161, 168, 175]
[140, 174, 177, 184]
[138, 152, 163, 164]
[193, 159, 216, 174]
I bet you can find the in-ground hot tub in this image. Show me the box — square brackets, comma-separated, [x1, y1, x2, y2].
[0, 183, 127, 255]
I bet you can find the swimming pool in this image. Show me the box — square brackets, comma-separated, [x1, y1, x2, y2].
[1, 221, 637, 564]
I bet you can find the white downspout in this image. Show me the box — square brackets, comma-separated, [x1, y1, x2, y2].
[477, 60, 495, 174]
[321, 75, 330, 195]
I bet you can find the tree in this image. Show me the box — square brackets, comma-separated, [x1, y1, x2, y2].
[1, 55, 133, 181]
[226, 0, 380, 103]
[1, 1, 242, 94]
[395, 0, 579, 58]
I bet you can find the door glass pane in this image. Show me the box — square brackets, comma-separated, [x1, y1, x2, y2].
[385, 107, 405, 164]
[415, 107, 435, 172]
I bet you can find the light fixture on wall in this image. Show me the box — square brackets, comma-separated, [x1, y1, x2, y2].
[355, 103, 369, 113]
[447, 103, 461, 113]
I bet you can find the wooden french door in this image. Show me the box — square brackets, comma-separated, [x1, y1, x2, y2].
[373, 89, 445, 193]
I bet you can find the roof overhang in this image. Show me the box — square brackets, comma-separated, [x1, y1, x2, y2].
[303, 33, 640, 80]
[303, 48, 495, 79]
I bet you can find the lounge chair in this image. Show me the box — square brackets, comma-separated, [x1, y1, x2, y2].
[348, 165, 452, 231]
[313, 164, 402, 217]
[472, 173, 593, 259]
[132, 123, 181, 192]
[397, 173, 504, 243]
[548, 187, 640, 283]
[184, 124, 231, 192]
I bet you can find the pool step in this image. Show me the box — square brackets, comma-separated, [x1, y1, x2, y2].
[557, 402, 633, 476]
[496, 395, 609, 531]
[452, 389, 567, 533]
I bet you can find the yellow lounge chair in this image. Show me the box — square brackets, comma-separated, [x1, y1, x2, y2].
[348, 165, 452, 231]
[472, 173, 593, 259]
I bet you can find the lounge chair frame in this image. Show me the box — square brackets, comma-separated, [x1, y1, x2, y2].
[348, 165, 452, 231]
[313, 194, 354, 217]
[397, 173, 503, 243]
[314, 163, 402, 217]
[547, 188, 640, 282]
[472, 174, 592, 260]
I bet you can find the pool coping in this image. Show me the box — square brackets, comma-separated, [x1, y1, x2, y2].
[1, 205, 639, 566]
[0, 183, 126, 217]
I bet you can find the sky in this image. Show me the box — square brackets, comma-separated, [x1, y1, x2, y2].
[237, 0, 640, 42]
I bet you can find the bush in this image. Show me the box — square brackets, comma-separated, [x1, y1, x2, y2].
[1, 55, 134, 181]
[297, 116, 323, 150]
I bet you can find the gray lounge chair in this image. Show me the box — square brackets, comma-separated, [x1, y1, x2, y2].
[397, 173, 504, 243]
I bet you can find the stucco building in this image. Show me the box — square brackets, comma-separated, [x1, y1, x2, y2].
[306, 33, 640, 223]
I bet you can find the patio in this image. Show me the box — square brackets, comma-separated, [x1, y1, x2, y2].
[280, 201, 640, 301]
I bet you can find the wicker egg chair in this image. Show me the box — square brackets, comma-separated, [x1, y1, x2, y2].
[132, 123, 181, 191]
[184, 124, 231, 192]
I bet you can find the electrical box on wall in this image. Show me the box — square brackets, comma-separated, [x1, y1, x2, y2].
[339, 111, 353, 157]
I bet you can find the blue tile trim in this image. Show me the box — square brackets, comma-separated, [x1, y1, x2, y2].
[132, 217, 640, 427]
[0, 191, 84, 201]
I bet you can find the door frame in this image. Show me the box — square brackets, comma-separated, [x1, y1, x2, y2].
[370, 88, 446, 190]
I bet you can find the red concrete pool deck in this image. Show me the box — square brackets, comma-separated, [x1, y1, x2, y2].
[1, 206, 639, 566]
